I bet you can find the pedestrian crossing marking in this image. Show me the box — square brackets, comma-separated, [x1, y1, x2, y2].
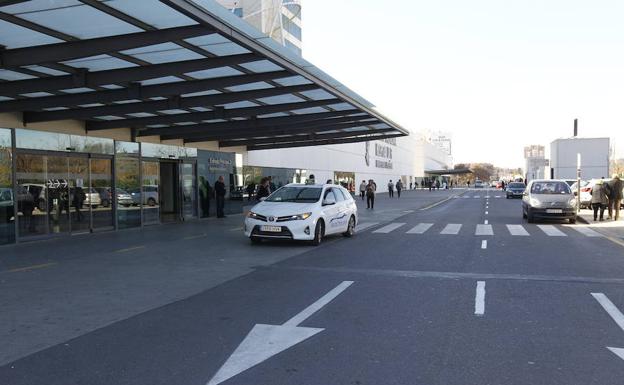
[475, 224, 493, 236]
[373, 222, 406, 233]
[570, 226, 603, 237]
[406, 223, 433, 234]
[537, 225, 566, 237]
[357, 222, 380, 232]
[506, 224, 529, 236]
[440, 224, 462, 235]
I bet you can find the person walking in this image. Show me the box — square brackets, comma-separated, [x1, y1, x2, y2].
[409, 182, 412, 190]
[199, 176, 211, 217]
[214, 175, 226, 218]
[256, 177, 270, 200]
[591, 179, 608, 221]
[359, 180, 367, 200]
[435, 179, 440, 190]
[606, 174, 623, 220]
[396, 179, 403, 198]
[366, 179, 376, 209]
[387, 180, 394, 198]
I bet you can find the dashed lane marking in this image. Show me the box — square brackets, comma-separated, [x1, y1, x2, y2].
[357, 222, 380, 232]
[481, 240, 487, 249]
[475, 281, 486, 316]
[570, 226, 603, 237]
[475, 224, 493, 236]
[116, 245, 145, 253]
[184, 233, 208, 240]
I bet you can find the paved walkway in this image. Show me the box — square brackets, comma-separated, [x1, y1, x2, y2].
[0, 188, 459, 365]
[577, 208, 624, 246]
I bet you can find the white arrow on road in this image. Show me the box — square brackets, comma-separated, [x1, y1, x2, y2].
[591, 293, 624, 361]
[207, 281, 354, 385]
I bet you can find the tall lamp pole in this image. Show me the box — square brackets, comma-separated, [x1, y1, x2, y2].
[576, 153, 581, 213]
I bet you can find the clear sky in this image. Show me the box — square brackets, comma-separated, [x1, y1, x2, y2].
[301, 0, 624, 168]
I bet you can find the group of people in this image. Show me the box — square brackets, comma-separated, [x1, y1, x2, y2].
[590, 174, 623, 221]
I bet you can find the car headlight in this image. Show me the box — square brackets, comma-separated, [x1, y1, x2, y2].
[529, 198, 541, 207]
[286, 212, 312, 221]
[568, 198, 577, 207]
[247, 211, 261, 219]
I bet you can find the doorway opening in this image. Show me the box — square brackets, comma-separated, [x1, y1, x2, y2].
[159, 161, 179, 223]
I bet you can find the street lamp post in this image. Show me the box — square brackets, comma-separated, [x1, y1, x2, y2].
[576, 153, 581, 213]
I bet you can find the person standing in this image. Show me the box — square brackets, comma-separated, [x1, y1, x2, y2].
[387, 180, 394, 197]
[359, 180, 367, 200]
[607, 174, 623, 220]
[591, 179, 608, 221]
[214, 175, 226, 218]
[199, 176, 211, 217]
[256, 177, 270, 200]
[366, 179, 376, 209]
[396, 179, 403, 198]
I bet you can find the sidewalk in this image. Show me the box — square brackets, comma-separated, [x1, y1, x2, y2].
[577, 208, 624, 246]
[0, 187, 459, 366]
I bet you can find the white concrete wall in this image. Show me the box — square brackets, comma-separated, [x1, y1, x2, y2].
[244, 131, 452, 184]
[550, 137, 610, 179]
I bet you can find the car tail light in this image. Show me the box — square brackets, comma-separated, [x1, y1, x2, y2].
[581, 187, 592, 193]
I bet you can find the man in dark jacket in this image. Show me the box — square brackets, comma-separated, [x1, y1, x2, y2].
[607, 174, 623, 220]
[214, 175, 226, 218]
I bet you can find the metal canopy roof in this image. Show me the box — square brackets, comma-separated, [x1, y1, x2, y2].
[0, 0, 408, 151]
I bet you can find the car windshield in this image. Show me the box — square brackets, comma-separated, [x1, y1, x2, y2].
[265, 187, 322, 202]
[508, 183, 525, 188]
[531, 181, 571, 194]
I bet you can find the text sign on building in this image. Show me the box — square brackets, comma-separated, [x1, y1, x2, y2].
[375, 142, 393, 169]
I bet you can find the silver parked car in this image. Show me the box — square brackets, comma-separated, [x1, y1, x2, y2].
[522, 179, 577, 224]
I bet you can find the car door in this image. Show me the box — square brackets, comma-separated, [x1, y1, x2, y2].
[321, 188, 341, 234]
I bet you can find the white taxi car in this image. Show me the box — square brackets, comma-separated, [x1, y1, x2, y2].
[244, 184, 358, 245]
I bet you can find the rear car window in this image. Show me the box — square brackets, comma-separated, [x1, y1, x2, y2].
[508, 183, 525, 188]
[530, 182, 571, 194]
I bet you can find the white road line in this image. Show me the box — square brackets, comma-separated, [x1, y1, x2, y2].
[475, 281, 486, 316]
[284, 281, 354, 326]
[473, 196, 480, 198]
[440, 223, 462, 235]
[495, 196, 501, 198]
[475, 224, 493, 236]
[591, 293, 624, 332]
[356, 222, 380, 232]
[484, 220, 488, 224]
[481, 240, 487, 249]
[571, 226, 603, 237]
[373, 222, 406, 233]
[463, 196, 470, 199]
[485, 211, 489, 215]
[406, 223, 433, 234]
[506, 224, 529, 236]
[537, 225, 567, 237]
[403, 210, 415, 213]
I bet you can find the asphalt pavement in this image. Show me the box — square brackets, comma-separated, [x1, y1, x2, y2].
[2, 188, 624, 385]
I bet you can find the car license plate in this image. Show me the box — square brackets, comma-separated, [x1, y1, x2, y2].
[261, 225, 282, 232]
[546, 209, 563, 214]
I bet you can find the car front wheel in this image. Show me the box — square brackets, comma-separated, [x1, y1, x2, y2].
[311, 220, 324, 246]
[343, 216, 355, 237]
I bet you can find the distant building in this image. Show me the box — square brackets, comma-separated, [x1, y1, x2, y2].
[524, 144, 548, 181]
[550, 138, 610, 179]
[216, 0, 302, 55]
[426, 130, 452, 160]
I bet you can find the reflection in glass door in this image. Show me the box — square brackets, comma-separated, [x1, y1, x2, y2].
[45, 156, 70, 234]
[181, 162, 197, 220]
[90, 158, 113, 230]
[16, 153, 47, 237]
[142, 160, 160, 225]
[69, 156, 90, 233]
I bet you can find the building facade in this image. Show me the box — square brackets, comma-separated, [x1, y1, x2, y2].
[524, 144, 548, 181]
[550, 138, 610, 179]
[217, 0, 302, 55]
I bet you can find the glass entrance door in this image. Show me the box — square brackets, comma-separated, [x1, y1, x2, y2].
[90, 157, 113, 231]
[180, 162, 197, 220]
[68, 156, 90, 233]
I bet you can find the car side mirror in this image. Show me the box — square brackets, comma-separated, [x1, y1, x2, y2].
[259, 197, 267, 201]
[322, 197, 336, 206]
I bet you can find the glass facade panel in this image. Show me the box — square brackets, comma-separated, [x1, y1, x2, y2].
[16, 153, 46, 237]
[16, 129, 70, 152]
[46, 155, 70, 234]
[142, 160, 160, 225]
[68, 157, 90, 233]
[181, 162, 197, 219]
[115, 141, 140, 229]
[90, 158, 113, 230]
[0, 129, 14, 245]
